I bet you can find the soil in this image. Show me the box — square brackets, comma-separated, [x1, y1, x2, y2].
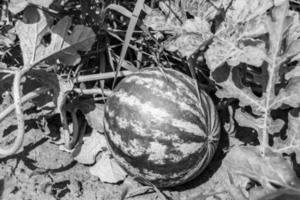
[0, 107, 232, 200]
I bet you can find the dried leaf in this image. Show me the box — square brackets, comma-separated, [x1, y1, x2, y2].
[73, 129, 107, 165]
[143, 1, 212, 57]
[8, 0, 54, 14]
[224, 146, 300, 190]
[83, 103, 105, 133]
[89, 153, 127, 183]
[180, 0, 231, 21]
[15, 7, 96, 66]
[165, 17, 212, 57]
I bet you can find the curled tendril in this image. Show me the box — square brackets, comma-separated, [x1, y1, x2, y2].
[59, 93, 87, 150]
[0, 69, 50, 157]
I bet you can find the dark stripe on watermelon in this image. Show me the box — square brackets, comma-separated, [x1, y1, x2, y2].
[105, 132, 208, 184]
[161, 68, 198, 96]
[112, 80, 206, 128]
[105, 98, 208, 145]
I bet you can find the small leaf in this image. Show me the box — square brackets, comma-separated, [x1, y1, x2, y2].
[73, 129, 107, 165]
[89, 153, 127, 183]
[224, 146, 300, 190]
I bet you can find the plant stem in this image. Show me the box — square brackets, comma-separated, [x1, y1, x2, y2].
[0, 60, 47, 157]
[0, 87, 49, 122]
[73, 88, 113, 96]
[0, 71, 24, 156]
[261, 2, 288, 155]
[74, 70, 133, 83]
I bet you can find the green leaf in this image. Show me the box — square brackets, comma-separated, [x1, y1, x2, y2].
[273, 109, 300, 163]
[224, 146, 300, 190]
[253, 188, 300, 200]
[24, 69, 60, 108]
[206, 1, 300, 151]
[15, 6, 52, 65]
[15, 7, 96, 66]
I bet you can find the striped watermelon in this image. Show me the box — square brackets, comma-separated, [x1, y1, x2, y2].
[104, 67, 220, 187]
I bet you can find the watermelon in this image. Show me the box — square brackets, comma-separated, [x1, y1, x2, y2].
[104, 67, 220, 187]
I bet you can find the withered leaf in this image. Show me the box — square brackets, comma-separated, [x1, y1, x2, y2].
[73, 129, 107, 165]
[89, 153, 127, 184]
[143, 1, 213, 57]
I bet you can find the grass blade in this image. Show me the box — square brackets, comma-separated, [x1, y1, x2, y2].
[110, 0, 145, 88]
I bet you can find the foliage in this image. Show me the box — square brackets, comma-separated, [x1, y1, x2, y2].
[1, 0, 300, 199]
[144, 0, 300, 199]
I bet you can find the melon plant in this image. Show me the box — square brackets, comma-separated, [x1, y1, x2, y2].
[104, 67, 220, 187]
